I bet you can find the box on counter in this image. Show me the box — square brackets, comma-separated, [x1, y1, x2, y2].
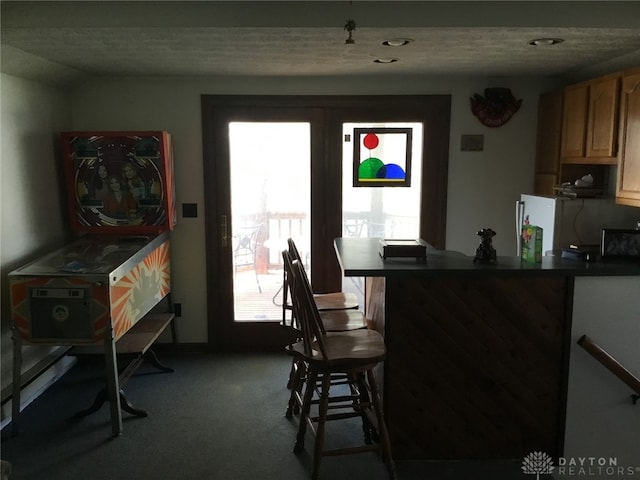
[379, 239, 427, 262]
[521, 225, 543, 263]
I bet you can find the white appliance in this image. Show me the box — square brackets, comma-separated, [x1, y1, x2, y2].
[515, 194, 639, 256]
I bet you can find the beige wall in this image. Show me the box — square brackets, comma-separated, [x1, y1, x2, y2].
[0, 74, 72, 267]
[68, 74, 553, 342]
[0, 73, 74, 423]
[0, 71, 562, 346]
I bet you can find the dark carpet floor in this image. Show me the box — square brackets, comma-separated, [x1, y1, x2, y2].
[1, 352, 530, 480]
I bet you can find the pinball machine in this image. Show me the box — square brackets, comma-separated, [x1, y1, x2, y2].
[9, 132, 177, 435]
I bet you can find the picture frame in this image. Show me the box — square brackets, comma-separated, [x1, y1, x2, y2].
[353, 127, 412, 187]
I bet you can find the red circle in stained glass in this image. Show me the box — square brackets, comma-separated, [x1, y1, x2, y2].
[363, 133, 379, 150]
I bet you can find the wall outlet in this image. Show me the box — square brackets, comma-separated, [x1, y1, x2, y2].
[174, 303, 182, 317]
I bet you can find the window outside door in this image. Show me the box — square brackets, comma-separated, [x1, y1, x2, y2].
[341, 122, 423, 303]
[229, 122, 311, 322]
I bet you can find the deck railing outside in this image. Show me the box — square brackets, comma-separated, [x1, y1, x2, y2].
[233, 210, 416, 321]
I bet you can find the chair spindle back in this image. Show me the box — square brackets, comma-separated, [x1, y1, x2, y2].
[284, 249, 329, 360]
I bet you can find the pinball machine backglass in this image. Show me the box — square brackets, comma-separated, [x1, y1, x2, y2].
[61, 131, 177, 234]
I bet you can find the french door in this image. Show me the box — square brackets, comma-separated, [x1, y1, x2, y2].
[202, 101, 327, 350]
[201, 95, 451, 351]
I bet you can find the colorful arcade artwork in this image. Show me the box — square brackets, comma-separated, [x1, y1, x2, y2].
[353, 127, 412, 187]
[61, 132, 176, 234]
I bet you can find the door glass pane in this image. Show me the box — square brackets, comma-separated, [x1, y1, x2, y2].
[341, 122, 423, 300]
[229, 122, 310, 321]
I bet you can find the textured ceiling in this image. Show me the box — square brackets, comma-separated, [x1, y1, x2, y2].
[2, 1, 640, 86]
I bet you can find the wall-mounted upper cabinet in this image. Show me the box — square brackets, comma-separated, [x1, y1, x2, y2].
[561, 73, 621, 165]
[534, 90, 563, 196]
[561, 83, 589, 159]
[586, 75, 621, 158]
[616, 67, 640, 208]
[534, 88, 609, 197]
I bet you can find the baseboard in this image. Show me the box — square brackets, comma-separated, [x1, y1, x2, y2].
[0, 354, 77, 430]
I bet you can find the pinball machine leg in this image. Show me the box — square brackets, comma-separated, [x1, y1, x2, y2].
[118, 390, 148, 417]
[11, 325, 22, 437]
[144, 349, 175, 373]
[166, 291, 179, 352]
[104, 326, 123, 436]
[74, 387, 148, 419]
[73, 388, 108, 417]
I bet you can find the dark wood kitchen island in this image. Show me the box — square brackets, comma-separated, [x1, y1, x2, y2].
[334, 237, 640, 461]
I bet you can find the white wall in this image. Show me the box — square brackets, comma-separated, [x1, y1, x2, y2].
[0, 73, 75, 424]
[561, 276, 640, 479]
[0, 74, 72, 264]
[69, 74, 555, 343]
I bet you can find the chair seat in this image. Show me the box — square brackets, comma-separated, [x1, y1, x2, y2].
[313, 292, 359, 311]
[284, 292, 359, 317]
[319, 309, 367, 331]
[288, 329, 386, 368]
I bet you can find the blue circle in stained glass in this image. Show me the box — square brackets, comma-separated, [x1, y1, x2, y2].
[381, 163, 405, 179]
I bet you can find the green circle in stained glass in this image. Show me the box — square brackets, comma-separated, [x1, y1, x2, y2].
[359, 157, 384, 179]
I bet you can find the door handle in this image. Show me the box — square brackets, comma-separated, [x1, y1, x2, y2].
[220, 214, 228, 247]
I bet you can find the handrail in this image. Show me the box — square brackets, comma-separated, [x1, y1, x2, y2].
[577, 334, 640, 403]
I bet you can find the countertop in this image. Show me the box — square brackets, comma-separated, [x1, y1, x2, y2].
[334, 237, 640, 278]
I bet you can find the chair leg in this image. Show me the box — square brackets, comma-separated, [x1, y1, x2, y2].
[367, 369, 397, 480]
[282, 271, 289, 327]
[311, 373, 331, 480]
[354, 372, 374, 444]
[286, 357, 296, 390]
[286, 334, 302, 389]
[294, 369, 316, 454]
[286, 359, 304, 418]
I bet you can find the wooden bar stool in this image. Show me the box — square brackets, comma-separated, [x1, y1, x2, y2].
[282, 237, 359, 330]
[282, 247, 366, 392]
[283, 249, 367, 416]
[286, 258, 396, 480]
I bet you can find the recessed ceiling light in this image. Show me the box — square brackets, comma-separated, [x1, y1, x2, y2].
[528, 38, 564, 46]
[382, 38, 413, 47]
[374, 58, 398, 64]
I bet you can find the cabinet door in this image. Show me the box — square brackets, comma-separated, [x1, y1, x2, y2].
[616, 70, 640, 207]
[561, 84, 589, 158]
[585, 75, 620, 158]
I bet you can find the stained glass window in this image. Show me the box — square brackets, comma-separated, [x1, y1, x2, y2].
[352, 127, 412, 187]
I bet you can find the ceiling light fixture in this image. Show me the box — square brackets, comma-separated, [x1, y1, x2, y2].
[528, 38, 564, 47]
[374, 58, 398, 64]
[382, 38, 413, 47]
